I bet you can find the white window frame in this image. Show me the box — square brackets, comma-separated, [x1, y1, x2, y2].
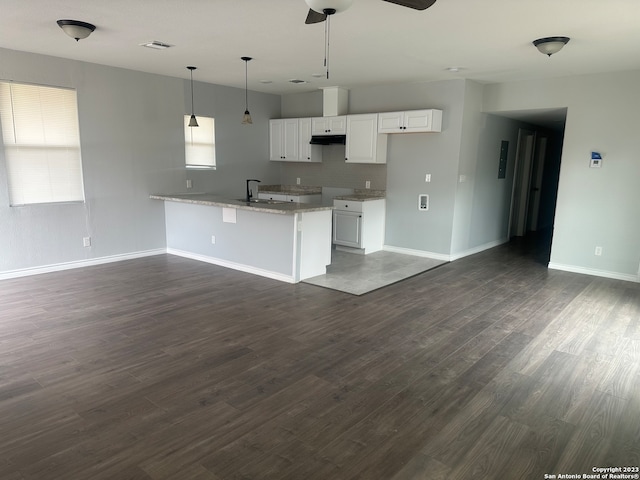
[0, 81, 85, 206]
[184, 115, 216, 169]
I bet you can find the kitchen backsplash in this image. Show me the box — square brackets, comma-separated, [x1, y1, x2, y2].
[278, 144, 387, 190]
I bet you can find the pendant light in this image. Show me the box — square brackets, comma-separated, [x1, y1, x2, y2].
[241, 57, 253, 125]
[187, 66, 199, 127]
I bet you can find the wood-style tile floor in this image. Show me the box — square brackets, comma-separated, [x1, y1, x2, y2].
[1, 238, 639, 479]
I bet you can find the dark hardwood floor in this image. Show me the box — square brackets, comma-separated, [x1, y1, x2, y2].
[1, 237, 639, 479]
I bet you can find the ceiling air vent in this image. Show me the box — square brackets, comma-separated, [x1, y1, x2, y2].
[140, 41, 174, 50]
[289, 79, 307, 84]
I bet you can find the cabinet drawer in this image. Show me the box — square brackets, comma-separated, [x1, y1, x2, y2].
[333, 200, 363, 212]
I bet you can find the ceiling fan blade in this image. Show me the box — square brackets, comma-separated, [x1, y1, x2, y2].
[381, 0, 437, 10]
[305, 8, 327, 24]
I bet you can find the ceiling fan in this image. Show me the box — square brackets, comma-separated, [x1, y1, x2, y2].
[304, 0, 437, 24]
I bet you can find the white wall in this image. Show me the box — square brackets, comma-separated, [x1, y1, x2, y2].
[0, 47, 280, 275]
[484, 70, 640, 281]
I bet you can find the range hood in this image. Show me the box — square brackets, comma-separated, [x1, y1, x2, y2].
[309, 134, 346, 145]
[309, 86, 348, 145]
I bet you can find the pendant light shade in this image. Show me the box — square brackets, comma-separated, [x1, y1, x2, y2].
[241, 57, 253, 125]
[57, 19, 96, 41]
[532, 36, 570, 56]
[187, 66, 199, 127]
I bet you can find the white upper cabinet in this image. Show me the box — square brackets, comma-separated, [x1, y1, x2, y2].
[377, 109, 443, 133]
[298, 117, 322, 162]
[269, 118, 300, 161]
[311, 115, 347, 135]
[345, 113, 387, 164]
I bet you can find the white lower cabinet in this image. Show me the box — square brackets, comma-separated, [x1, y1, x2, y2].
[258, 193, 321, 204]
[332, 198, 385, 254]
[333, 210, 362, 248]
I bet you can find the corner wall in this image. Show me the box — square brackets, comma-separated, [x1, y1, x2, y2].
[0, 47, 280, 275]
[484, 71, 640, 281]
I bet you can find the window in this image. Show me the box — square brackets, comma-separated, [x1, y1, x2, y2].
[0, 81, 84, 205]
[184, 115, 216, 169]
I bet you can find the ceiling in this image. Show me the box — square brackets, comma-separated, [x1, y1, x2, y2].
[1, 0, 640, 98]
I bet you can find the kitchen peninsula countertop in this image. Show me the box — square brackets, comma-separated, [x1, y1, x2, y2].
[150, 193, 332, 214]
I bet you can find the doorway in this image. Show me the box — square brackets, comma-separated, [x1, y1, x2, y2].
[508, 121, 565, 264]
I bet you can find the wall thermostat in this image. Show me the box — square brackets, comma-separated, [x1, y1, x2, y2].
[418, 194, 429, 211]
[590, 151, 602, 168]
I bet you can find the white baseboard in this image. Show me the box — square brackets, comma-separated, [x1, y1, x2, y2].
[450, 238, 509, 261]
[0, 249, 166, 281]
[383, 245, 451, 262]
[548, 262, 639, 283]
[384, 238, 508, 263]
[167, 248, 295, 284]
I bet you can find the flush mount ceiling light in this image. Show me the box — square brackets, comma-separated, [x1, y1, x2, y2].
[241, 57, 253, 125]
[187, 66, 199, 127]
[57, 19, 96, 41]
[532, 36, 570, 56]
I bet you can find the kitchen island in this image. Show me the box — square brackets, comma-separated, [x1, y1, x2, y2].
[151, 193, 333, 283]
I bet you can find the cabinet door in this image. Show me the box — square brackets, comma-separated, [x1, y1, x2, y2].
[333, 210, 362, 248]
[327, 116, 347, 134]
[377, 111, 404, 133]
[345, 114, 387, 164]
[298, 118, 322, 162]
[269, 119, 284, 161]
[404, 109, 438, 132]
[282, 118, 299, 161]
[312, 116, 346, 135]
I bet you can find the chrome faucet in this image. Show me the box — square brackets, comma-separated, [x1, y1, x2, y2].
[246, 179, 261, 202]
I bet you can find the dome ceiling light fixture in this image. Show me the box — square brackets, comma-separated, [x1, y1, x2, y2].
[532, 36, 570, 57]
[56, 19, 96, 41]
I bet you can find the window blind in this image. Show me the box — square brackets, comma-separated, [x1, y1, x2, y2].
[0, 81, 84, 205]
[184, 115, 216, 169]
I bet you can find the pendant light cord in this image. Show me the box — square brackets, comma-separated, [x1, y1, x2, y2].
[245, 60, 249, 111]
[189, 68, 195, 116]
[324, 13, 331, 79]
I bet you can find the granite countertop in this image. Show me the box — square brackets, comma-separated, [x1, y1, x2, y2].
[333, 189, 386, 201]
[258, 184, 322, 195]
[150, 193, 332, 215]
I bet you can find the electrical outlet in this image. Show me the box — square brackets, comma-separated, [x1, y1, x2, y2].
[82, 236, 91, 247]
[365, 180, 371, 189]
[186, 179, 193, 189]
[296, 177, 301, 185]
[595, 246, 602, 256]
[425, 173, 431, 182]
[211, 235, 216, 245]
